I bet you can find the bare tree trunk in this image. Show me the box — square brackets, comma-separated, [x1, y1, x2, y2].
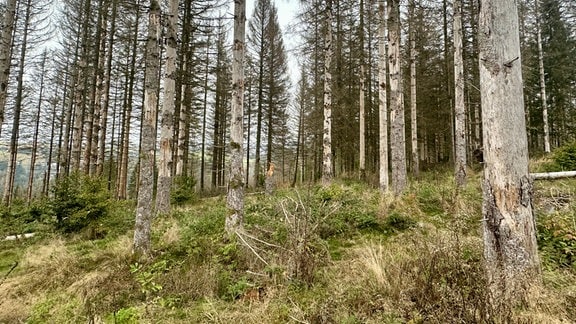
[226, 0, 246, 234]
[3, 0, 32, 206]
[378, 0, 389, 192]
[359, 0, 366, 180]
[0, 0, 17, 137]
[134, 0, 161, 257]
[535, 0, 550, 153]
[44, 95, 59, 196]
[479, 0, 540, 308]
[454, 0, 467, 187]
[409, 0, 419, 179]
[28, 50, 48, 203]
[388, 0, 407, 195]
[200, 34, 210, 191]
[322, 0, 334, 186]
[98, 0, 118, 177]
[156, 0, 179, 215]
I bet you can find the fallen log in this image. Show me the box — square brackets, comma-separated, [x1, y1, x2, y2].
[4, 233, 35, 241]
[530, 171, 576, 180]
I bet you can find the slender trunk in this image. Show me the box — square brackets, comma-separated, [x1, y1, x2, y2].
[134, 0, 161, 258]
[322, 0, 334, 186]
[536, 1, 550, 153]
[388, 0, 407, 195]
[359, 0, 366, 180]
[156, 0, 179, 214]
[117, 7, 140, 199]
[226, 0, 246, 234]
[200, 34, 210, 191]
[98, 0, 118, 176]
[0, 0, 17, 137]
[3, 0, 32, 206]
[44, 96, 59, 196]
[28, 51, 48, 203]
[454, 0, 467, 187]
[378, 0, 389, 192]
[479, 0, 540, 307]
[409, 0, 419, 179]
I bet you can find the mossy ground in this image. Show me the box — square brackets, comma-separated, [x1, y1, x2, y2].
[1, 169, 575, 323]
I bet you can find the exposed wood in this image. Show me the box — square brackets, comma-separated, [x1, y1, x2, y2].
[321, 0, 334, 186]
[479, 0, 540, 308]
[378, 0, 389, 192]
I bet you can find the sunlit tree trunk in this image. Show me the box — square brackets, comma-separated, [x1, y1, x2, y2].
[378, 0, 389, 192]
[156, 0, 179, 214]
[454, 0, 467, 187]
[0, 0, 17, 137]
[226, 0, 246, 234]
[134, 0, 161, 257]
[479, 0, 540, 307]
[322, 0, 334, 186]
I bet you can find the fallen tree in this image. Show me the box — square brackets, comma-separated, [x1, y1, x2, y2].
[530, 171, 576, 180]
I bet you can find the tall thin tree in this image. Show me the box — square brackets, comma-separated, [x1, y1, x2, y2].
[388, 0, 407, 195]
[226, 0, 247, 234]
[134, 0, 161, 257]
[322, 0, 334, 186]
[454, 0, 467, 187]
[378, 0, 389, 192]
[0, 0, 17, 137]
[156, 0, 179, 214]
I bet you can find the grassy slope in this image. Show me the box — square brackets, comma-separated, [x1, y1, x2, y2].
[1, 170, 575, 323]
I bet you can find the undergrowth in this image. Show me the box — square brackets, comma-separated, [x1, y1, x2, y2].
[0, 172, 575, 323]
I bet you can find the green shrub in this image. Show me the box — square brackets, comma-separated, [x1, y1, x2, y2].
[543, 142, 576, 172]
[537, 213, 576, 269]
[51, 174, 111, 233]
[171, 175, 197, 206]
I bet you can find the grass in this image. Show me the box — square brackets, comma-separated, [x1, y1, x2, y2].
[1, 169, 575, 323]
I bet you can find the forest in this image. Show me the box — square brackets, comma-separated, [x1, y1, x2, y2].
[1, 0, 576, 322]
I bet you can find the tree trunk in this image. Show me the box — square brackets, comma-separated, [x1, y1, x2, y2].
[98, 0, 118, 176]
[378, 0, 389, 192]
[156, 0, 179, 215]
[479, 0, 540, 308]
[409, 0, 419, 179]
[322, 0, 334, 186]
[0, 0, 17, 137]
[536, 0, 550, 153]
[454, 0, 467, 187]
[134, 0, 161, 257]
[3, 0, 32, 206]
[226, 0, 246, 234]
[359, 0, 366, 180]
[388, 0, 407, 195]
[28, 51, 48, 203]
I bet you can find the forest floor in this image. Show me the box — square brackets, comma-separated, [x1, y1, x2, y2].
[1, 169, 576, 323]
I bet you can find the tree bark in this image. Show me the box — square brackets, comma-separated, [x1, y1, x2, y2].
[134, 0, 161, 257]
[226, 0, 246, 234]
[0, 0, 17, 138]
[359, 0, 366, 180]
[322, 0, 334, 186]
[479, 0, 540, 307]
[156, 0, 179, 215]
[409, 0, 419, 179]
[378, 0, 389, 192]
[388, 0, 407, 195]
[454, 0, 467, 187]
